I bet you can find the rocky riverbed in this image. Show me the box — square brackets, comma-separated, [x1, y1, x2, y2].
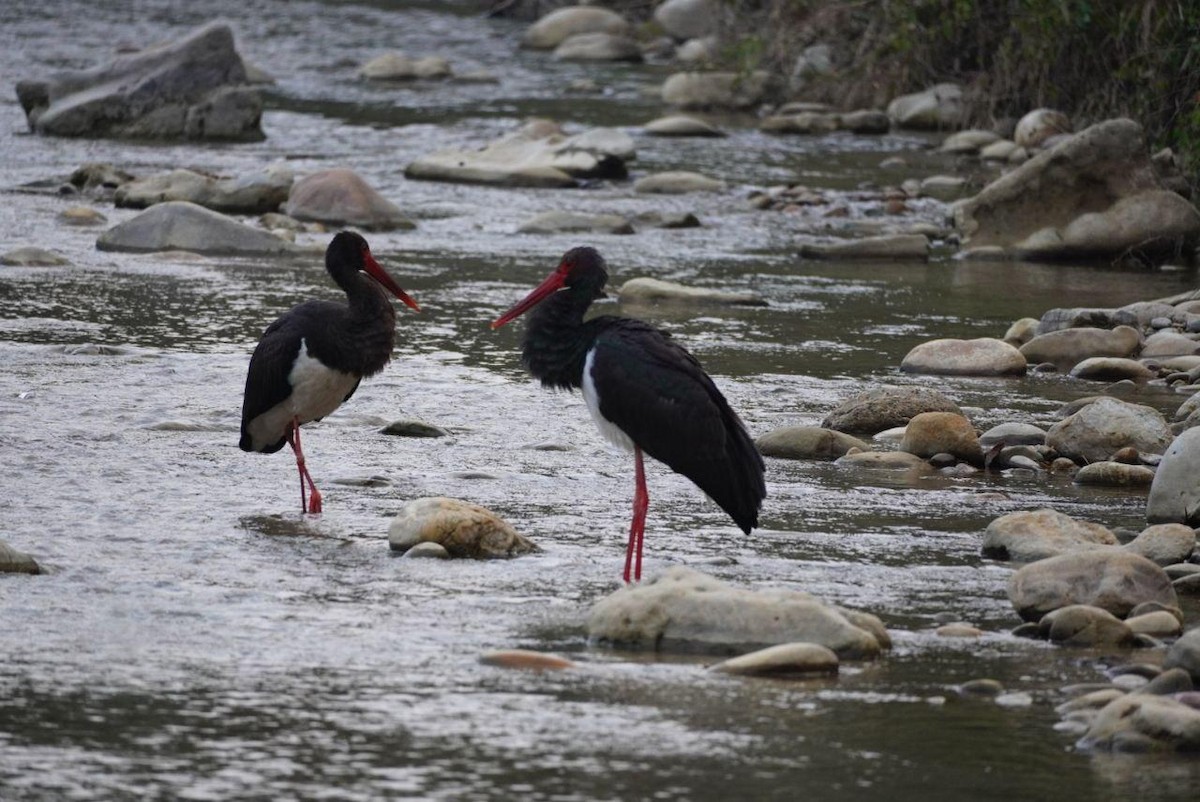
[1, 2, 1198, 800]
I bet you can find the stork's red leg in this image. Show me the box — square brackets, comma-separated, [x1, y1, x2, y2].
[623, 446, 649, 583]
[287, 418, 323, 514]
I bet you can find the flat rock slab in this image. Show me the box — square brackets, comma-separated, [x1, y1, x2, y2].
[588, 566, 887, 659]
[709, 642, 839, 677]
[517, 211, 633, 235]
[799, 234, 930, 261]
[982, 508, 1119, 562]
[617, 277, 766, 306]
[114, 166, 293, 215]
[96, 202, 298, 255]
[1008, 550, 1178, 622]
[755, 426, 869, 460]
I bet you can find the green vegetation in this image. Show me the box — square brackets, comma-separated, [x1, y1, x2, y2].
[711, 0, 1200, 182]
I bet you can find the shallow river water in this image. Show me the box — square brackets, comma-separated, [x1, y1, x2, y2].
[1, 1, 1199, 800]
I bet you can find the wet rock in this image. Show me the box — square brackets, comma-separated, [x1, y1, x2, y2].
[521, 6, 631, 50]
[359, 52, 453, 80]
[979, 422, 1046, 448]
[57, 206, 107, 226]
[1069, 357, 1156, 383]
[633, 171, 725, 194]
[981, 140, 1022, 161]
[406, 124, 630, 187]
[936, 623, 984, 638]
[954, 119, 1200, 261]
[834, 451, 933, 473]
[70, 163, 135, 191]
[900, 411, 982, 464]
[654, 0, 720, 41]
[900, 337, 1026, 376]
[1045, 397, 1172, 464]
[1140, 667, 1193, 695]
[1147, 427, 1200, 525]
[587, 567, 887, 659]
[1019, 325, 1141, 369]
[1124, 524, 1195, 566]
[709, 642, 839, 677]
[1176, 574, 1200, 595]
[1008, 550, 1178, 622]
[0, 540, 41, 574]
[799, 234, 929, 261]
[16, 22, 262, 141]
[1164, 628, 1200, 682]
[755, 426, 870, 460]
[387, 497, 537, 559]
[402, 542, 451, 559]
[633, 211, 702, 229]
[821, 386, 962, 435]
[115, 165, 293, 215]
[1014, 108, 1072, 149]
[554, 32, 642, 62]
[1, 247, 69, 266]
[1078, 693, 1200, 751]
[517, 211, 633, 235]
[919, 175, 970, 201]
[661, 71, 769, 109]
[982, 508, 1119, 562]
[479, 649, 575, 671]
[286, 169, 415, 231]
[1125, 611, 1184, 638]
[941, 129, 1001, 154]
[886, 83, 964, 130]
[1038, 605, 1134, 647]
[760, 112, 840, 135]
[1142, 331, 1200, 358]
[1073, 461, 1156, 487]
[96, 202, 297, 255]
[959, 678, 1005, 697]
[617, 277, 765, 306]
[380, 419, 448, 438]
[643, 114, 725, 137]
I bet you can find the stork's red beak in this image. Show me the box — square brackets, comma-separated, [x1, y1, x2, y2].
[491, 269, 566, 329]
[363, 251, 420, 312]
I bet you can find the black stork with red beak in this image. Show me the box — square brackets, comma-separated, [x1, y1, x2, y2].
[240, 231, 420, 514]
[492, 247, 765, 582]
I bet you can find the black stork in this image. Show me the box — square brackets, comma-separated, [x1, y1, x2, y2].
[491, 246, 766, 582]
[239, 231, 420, 514]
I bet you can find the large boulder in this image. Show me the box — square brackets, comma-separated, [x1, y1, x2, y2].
[587, 567, 888, 659]
[114, 166, 293, 215]
[1019, 325, 1141, 369]
[406, 124, 631, 188]
[96, 202, 297, 255]
[1008, 550, 1178, 622]
[954, 119, 1200, 261]
[1147, 427, 1200, 525]
[16, 22, 262, 141]
[285, 169, 415, 231]
[1044, 397, 1173, 464]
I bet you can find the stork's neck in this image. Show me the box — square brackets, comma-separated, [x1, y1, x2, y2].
[522, 284, 603, 390]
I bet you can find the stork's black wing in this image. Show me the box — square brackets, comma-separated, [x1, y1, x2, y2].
[239, 309, 306, 454]
[588, 319, 765, 532]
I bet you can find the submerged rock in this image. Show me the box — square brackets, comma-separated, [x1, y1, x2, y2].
[587, 567, 887, 659]
[517, 211, 633, 235]
[755, 426, 869, 460]
[1, 247, 69, 266]
[479, 649, 576, 671]
[799, 234, 929, 261]
[380, 419, 448, 438]
[0, 540, 41, 574]
[16, 22, 262, 141]
[96, 202, 297, 255]
[388, 497, 537, 559]
[633, 171, 726, 194]
[617, 277, 765, 306]
[709, 642, 839, 677]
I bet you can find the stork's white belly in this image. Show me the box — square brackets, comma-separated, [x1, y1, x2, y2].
[582, 348, 635, 453]
[246, 338, 359, 449]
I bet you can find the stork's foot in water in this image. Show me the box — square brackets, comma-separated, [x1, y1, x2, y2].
[306, 488, 323, 515]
